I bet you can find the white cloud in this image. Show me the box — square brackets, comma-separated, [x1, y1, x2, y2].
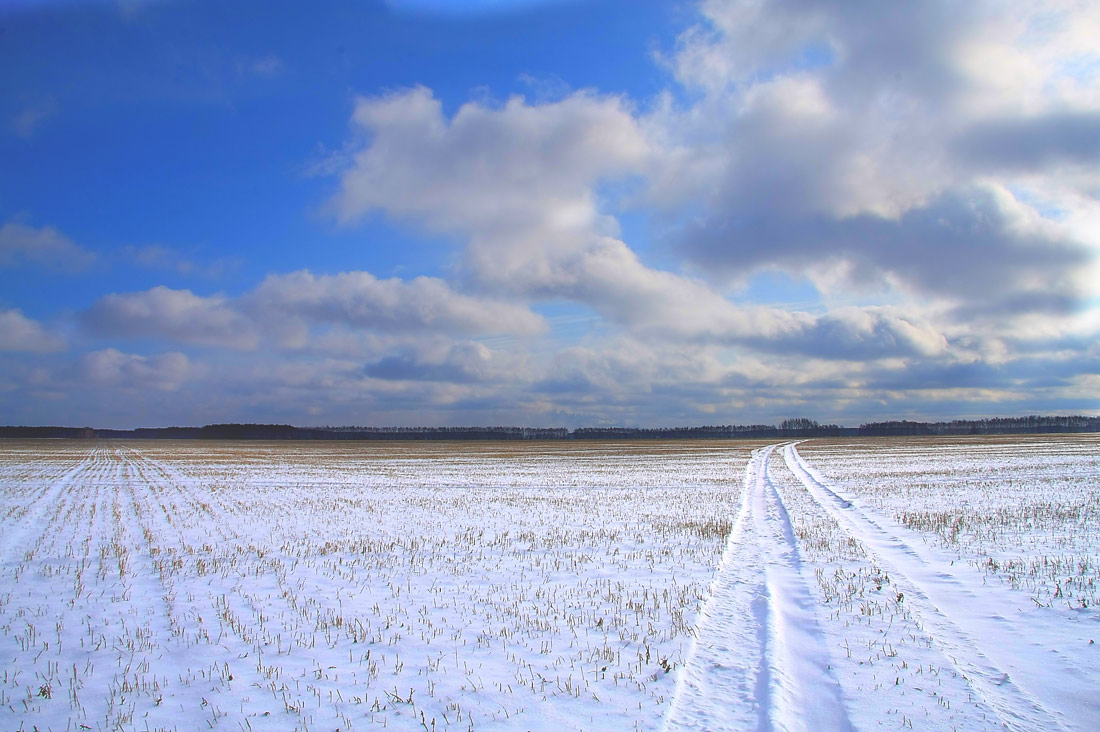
[0, 309, 64, 353]
[331, 86, 648, 232]
[328, 88, 835, 345]
[80, 270, 546, 351]
[82, 286, 259, 349]
[248, 270, 546, 341]
[324, 84, 972, 361]
[0, 220, 96, 271]
[650, 0, 1099, 326]
[363, 339, 535, 385]
[79, 349, 196, 391]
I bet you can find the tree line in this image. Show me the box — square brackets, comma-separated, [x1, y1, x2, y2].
[2, 415, 1097, 441]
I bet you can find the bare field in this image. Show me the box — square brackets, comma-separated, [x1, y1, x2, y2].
[1, 436, 1098, 731]
[799, 435, 1100, 609]
[0, 439, 759, 732]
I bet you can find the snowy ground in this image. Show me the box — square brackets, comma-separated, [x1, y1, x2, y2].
[1, 436, 1097, 731]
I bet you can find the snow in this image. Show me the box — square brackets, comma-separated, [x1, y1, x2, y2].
[665, 444, 851, 732]
[1, 435, 1098, 731]
[785, 442, 1098, 731]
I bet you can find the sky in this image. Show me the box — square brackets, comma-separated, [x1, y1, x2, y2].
[1, 0, 1098, 428]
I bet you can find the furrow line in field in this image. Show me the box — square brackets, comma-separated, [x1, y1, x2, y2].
[117, 446, 334, 683]
[121, 446, 243, 545]
[664, 444, 851, 732]
[0, 446, 99, 567]
[785, 443, 1098, 732]
[124, 446, 220, 547]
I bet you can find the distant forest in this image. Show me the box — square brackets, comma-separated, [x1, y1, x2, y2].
[2, 415, 1098, 440]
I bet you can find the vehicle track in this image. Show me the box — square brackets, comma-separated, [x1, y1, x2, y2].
[664, 444, 852, 732]
[785, 443, 1098, 732]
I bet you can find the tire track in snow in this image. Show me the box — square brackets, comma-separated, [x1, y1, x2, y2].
[664, 444, 852, 732]
[785, 443, 1098, 732]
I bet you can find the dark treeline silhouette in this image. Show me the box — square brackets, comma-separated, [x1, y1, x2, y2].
[572, 420, 848, 439]
[0, 423, 572, 441]
[2, 416, 1098, 441]
[856, 415, 1100, 436]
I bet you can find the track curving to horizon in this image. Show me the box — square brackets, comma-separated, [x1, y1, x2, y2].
[663, 444, 853, 732]
[664, 441, 1100, 731]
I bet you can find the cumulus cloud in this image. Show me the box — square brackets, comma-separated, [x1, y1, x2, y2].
[656, 0, 1100, 320]
[332, 87, 648, 229]
[78, 349, 195, 391]
[0, 309, 64, 353]
[681, 185, 1090, 309]
[539, 338, 722, 396]
[955, 111, 1100, 171]
[324, 85, 973, 361]
[82, 286, 259, 349]
[80, 270, 545, 351]
[248, 270, 545, 340]
[363, 339, 534, 385]
[0, 220, 96, 271]
[756, 307, 950, 360]
[329, 87, 662, 298]
[528, 336, 926, 425]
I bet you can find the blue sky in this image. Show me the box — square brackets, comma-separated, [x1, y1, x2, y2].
[2, 0, 1098, 428]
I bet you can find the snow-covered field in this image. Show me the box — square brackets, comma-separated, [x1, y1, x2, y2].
[1, 436, 1097, 731]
